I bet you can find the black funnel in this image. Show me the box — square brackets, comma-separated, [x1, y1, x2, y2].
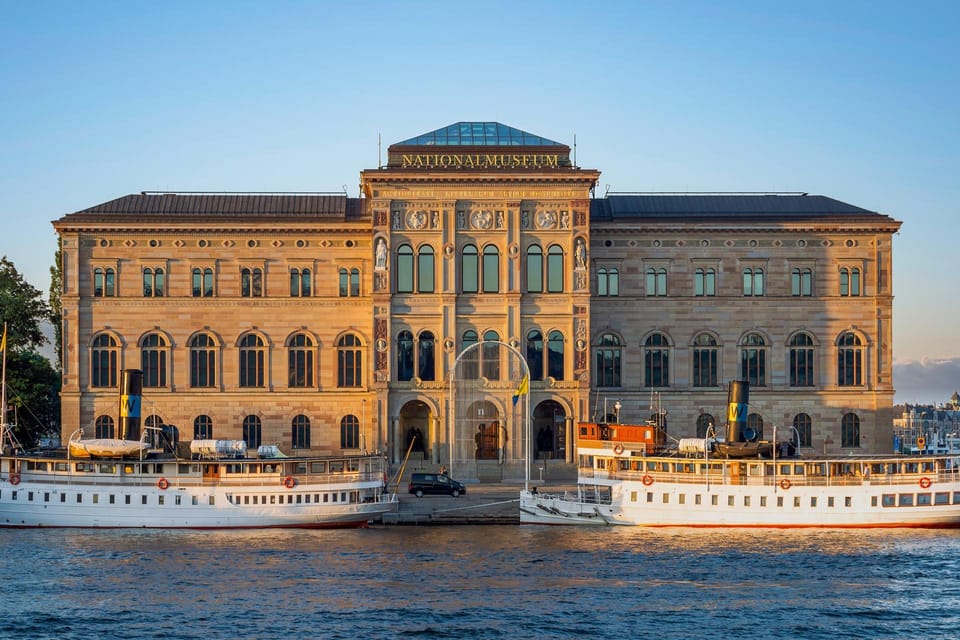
[726, 380, 749, 443]
[119, 369, 143, 440]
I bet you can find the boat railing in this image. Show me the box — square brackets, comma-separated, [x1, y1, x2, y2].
[592, 467, 960, 488]
[12, 468, 387, 489]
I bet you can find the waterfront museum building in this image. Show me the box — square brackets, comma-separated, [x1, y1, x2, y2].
[52, 122, 902, 480]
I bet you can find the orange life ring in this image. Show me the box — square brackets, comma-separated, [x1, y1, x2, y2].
[283, 476, 296, 489]
[157, 478, 169, 490]
[613, 443, 624, 455]
[9, 473, 20, 486]
[917, 436, 926, 450]
[919, 476, 932, 489]
[780, 478, 791, 490]
[642, 474, 654, 486]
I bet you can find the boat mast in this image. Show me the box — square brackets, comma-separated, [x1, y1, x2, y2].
[1, 321, 22, 453]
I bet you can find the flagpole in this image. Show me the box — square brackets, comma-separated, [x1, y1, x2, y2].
[1, 322, 8, 442]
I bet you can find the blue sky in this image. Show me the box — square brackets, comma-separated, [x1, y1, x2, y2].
[1, 1, 957, 402]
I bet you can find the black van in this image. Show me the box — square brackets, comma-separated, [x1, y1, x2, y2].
[408, 473, 466, 498]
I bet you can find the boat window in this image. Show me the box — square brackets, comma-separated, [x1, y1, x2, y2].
[108, 494, 114, 504]
[311, 462, 327, 473]
[918, 493, 932, 506]
[175, 495, 182, 505]
[348, 460, 360, 472]
[10, 491, 16, 501]
[810, 497, 817, 507]
[678, 494, 686, 505]
[748, 464, 761, 475]
[921, 461, 935, 473]
[935, 492, 949, 505]
[330, 461, 344, 473]
[695, 494, 702, 505]
[28, 492, 34, 501]
[760, 496, 766, 507]
[125, 495, 131, 505]
[793, 465, 805, 475]
[898, 494, 914, 506]
[870, 463, 885, 475]
[886, 463, 898, 474]
[711, 495, 718, 506]
[263, 465, 276, 474]
[845, 497, 852, 507]
[158, 495, 165, 505]
[904, 462, 919, 474]
[646, 461, 656, 471]
[744, 496, 751, 507]
[75, 463, 93, 473]
[882, 494, 895, 507]
[827, 497, 835, 507]
[209, 496, 215, 506]
[55, 462, 68, 472]
[98, 464, 116, 474]
[793, 497, 801, 507]
[646, 492, 654, 503]
[779, 464, 792, 475]
[295, 463, 307, 474]
[727, 496, 735, 506]
[764, 463, 774, 475]
[776, 496, 784, 507]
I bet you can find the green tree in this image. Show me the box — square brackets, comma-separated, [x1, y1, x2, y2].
[49, 243, 63, 371]
[1, 256, 60, 448]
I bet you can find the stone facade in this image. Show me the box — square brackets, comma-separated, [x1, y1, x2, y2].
[52, 123, 901, 476]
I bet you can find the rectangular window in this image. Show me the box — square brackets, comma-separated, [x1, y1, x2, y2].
[899, 494, 914, 507]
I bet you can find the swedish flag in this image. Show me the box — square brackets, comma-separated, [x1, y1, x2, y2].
[0, 326, 6, 353]
[512, 375, 529, 406]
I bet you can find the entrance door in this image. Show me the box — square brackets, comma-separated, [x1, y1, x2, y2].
[476, 422, 500, 460]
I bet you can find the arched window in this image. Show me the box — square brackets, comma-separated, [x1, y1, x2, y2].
[743, 268, 764, 296]
[482, 330, 500, 380]
[695, 268, 716, 296]
[241, 267, 263, 297]
[95, 415, 115, 439]
[239, 334, 265, 387]
[789, 332, 815, 387]
[418, 246, 435, 293]
[547, 331, 564, 380]
[837, 332, 863, 386]
[292, 415, 311, 449]
[462, 330, 479, 379]
[93, 267, 115, 297]
[350, 268, 360, 296]
[692, 333, 718, 387]
[696, 414, 716, 438]
[396, 330, 414, 382]
[418, 331, 435, 381]
[840, 267, 861, 296]
[340, 414, 360, 449]
[740, 332, 767, 386]
[546, 245, 564, 292]
[526, 245, 543, 292]
[142, 268, 164, 297]
[290, 268, 311, 297]
[339, 268, 349, 297]
[143, 414, 163, 448]
[193, 267, 214, 297]
[482, 245, 499, 293]
[461, 244, 479, 293]
[791, 268, 812, 296]
[140, 333, 168, 388]
[841, 413, 860, 448]
[646, 267, 667, 296]
[644, 333, 670, 387]
[793, 413, 812, 447]
[337, 334, 362, 387]
[194, 415, 213, 440]
[288, 333, 315, 388]
[595, 333, 622, 388]
[746, 413, 764, 441]
[396, 244, 414, 293]
[91, 333, 119, 388]
[527, 330, 544, 380]
[243, 415, 262, 449]
[189, 333, 217, 388]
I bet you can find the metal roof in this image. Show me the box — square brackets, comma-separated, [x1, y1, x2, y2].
[60, 192, 358, 220]
[394, 122, 565, 147]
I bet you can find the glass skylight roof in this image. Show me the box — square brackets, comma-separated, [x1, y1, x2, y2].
[396, 122, 564, 146]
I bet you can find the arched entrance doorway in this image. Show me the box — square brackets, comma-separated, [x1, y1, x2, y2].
[468, 400, 502, 461]
[532, 400, 566, 461]
[398, 400, 432, 462]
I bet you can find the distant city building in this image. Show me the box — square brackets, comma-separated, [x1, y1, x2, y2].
[894, 395, 960, 453]
[52, 122, 902, 477]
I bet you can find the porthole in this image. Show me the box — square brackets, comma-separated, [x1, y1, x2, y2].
[199, 239, 209, 248]
[845, 239, 855, 247]
[345, 240, 355, 247]
[99, 239, 109, 247]
[604, 240, 613, 247]
[296, 239, 307, 248]
[749, 239, 759, 247]
[247, 240, 258, 248]
[700, 239, 709, 247]
[149, 239, 159, 248]
[652, 240, 661, 248]
[797, 239, 806, 248]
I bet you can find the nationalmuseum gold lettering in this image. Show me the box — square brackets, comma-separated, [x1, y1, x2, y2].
[400, 153, 560, 169]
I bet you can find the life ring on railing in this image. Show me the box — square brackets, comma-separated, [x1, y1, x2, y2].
[919, 476, 932, 489]
[613, 443, 624, 455]
[156, 478, 169, 490]
[9, 473, 20, 486]
[642, 474, 654, 486]
[284, 476, 296, 489]
[780, 478, 791, 490]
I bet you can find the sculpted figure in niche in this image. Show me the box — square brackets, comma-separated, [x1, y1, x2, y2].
[375, 238, 387, 271]
[575, 238, 587, 270]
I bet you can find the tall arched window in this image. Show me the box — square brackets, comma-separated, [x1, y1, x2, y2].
[595, 333, 622, 388]
[241, 267, 263, 297]
[142, 268, 164, 297]
[746, 413, 764, 441]
[740, 332, 767, 386]
[692, 333, 718, 387]
[793, 413, 812, 448]
[527, 330, 544, 380]
[482, 330, 500, 380]
[646, 267, 667, 296]
[337, 334, 362, 387]
[350, 268, 360, 296]
[418, 330, 436, 381]
[461, 245, 479, 293]
[288, 333, 315, 388]
[292, 414, 311, 449]
[193, 267, 214, 297]
[93, 267, 116, 297]
[396, 244, 414, 293]
[194, 415, 213, 440]
[841, 413, 861, 448]
[526, 245, 543, 292]
[547, 331, 564, 380]
[189, 333, 217, 388]
[140, 333, 168, 388]
[837, 332, 863, 386]
[91, 333, 119, 388]
[695, 267, 716, 296]
[339, 268, 349, 297]
[789, 332, 815, 387]
[95, 415, 115, 439]
[644, 333, 670, 387]
[696, 414, 716, 438]
[239, 334, 265, 387]
[791, 268, 812, 296]
[340, 414, 360, 449]
[290, 268, 311, 297]
[597, 267, 621, 296]
[243, 415, 262, 449]
[396, 330, 414, 382]
[840, 267, 862, 296]
[418, 246, 435, 293]
[482, 245, 499, 293]
[546, 245, 564, 292]
[742, 268, 764, 296]
[461, 330, 479, 379]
